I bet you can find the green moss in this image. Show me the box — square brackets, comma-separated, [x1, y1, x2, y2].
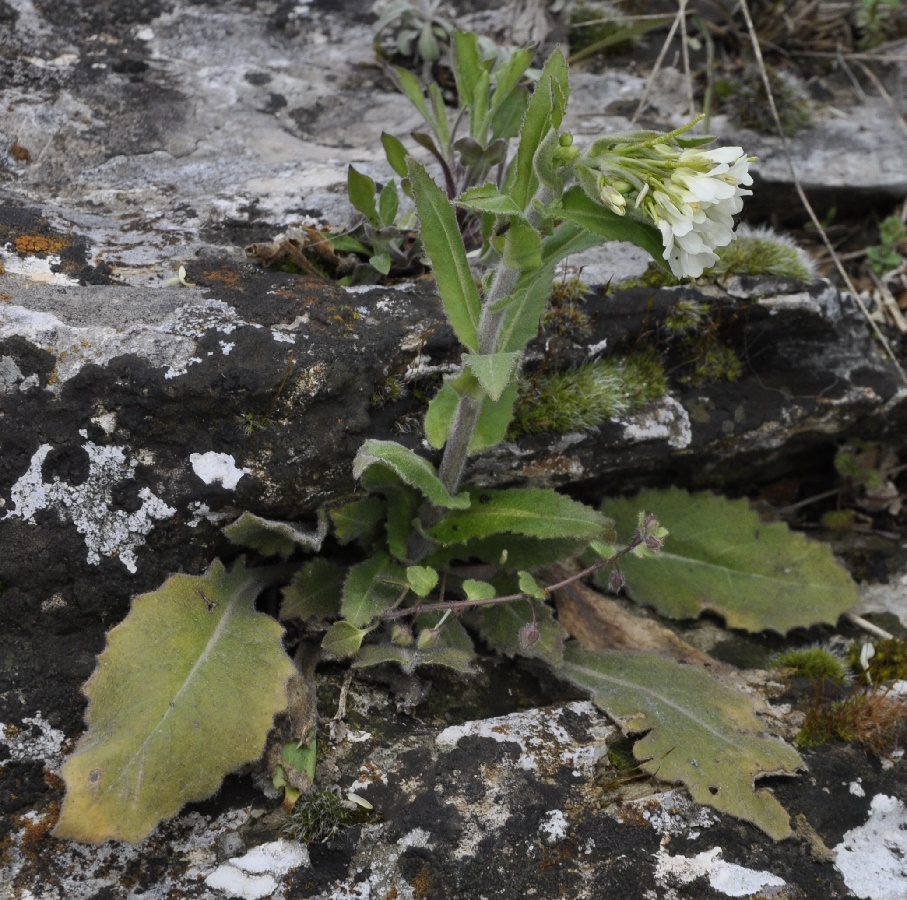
[820, 509, 856, 532]
[510, 351, 667, 437]
[283, 786, 356, 844]
[769, 646, 848, 683]
[682, 343, 742, 387]
[371, 375, 405, 407]
[848, 638, 907, 683]
[711, 228, 814, 280]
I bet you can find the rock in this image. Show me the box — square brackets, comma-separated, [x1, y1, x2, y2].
[1, 1, 906, 897]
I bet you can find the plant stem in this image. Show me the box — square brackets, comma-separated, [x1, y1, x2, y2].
[436, 184, 554, 496]
[383, 533, 643, 620]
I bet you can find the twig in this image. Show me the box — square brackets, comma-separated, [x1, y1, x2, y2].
[380, 534, 644, 621]
[845, 612, 894, 641]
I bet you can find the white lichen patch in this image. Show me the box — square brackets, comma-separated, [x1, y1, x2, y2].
[0, 712, 67, 767]
[619, 395, 692, 450]
[654, 846, 786, 897]
[0, 248, 80, 285]
[627, 789, 716, 837]
[5, 438, 176, 572]
[205, 840, 310, 900]
[539, 809, 568, 844]
[190, 451, 251, 489]
[834, 794, 907, 900]
[436, 701, 608, 774]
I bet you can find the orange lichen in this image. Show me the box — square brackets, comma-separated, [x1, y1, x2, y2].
[14, 234, 67, 254]
[203, 268, 243, 288]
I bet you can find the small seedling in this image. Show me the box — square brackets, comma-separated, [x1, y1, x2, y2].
[865, 214, 907, 277]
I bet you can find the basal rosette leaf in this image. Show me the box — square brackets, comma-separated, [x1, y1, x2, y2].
[56, 559, 294, 844]
[599, 487, 858, 633]
[224, 510, 327, 559]
[281, 558, 345, 623]
[341, 552, 405, 627]
[476, 598, 567, 667]
[560, 645, 803, 840]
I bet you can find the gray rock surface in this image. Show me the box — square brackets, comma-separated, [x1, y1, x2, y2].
[2, 1, 907, 898]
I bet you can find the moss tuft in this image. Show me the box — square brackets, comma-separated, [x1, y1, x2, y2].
[769, 646, 849, 683]
[848, 638, 907, 683]
[511, 351, 667, 436]
[283, 786, 356, 844]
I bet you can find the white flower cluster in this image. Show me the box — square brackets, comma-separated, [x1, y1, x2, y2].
[583, 137, 754, 278]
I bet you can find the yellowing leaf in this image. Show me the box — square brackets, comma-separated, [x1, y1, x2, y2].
[560, 645, 803, 840]
[599, 488, 858, 633]
[55, 560, 294, 844]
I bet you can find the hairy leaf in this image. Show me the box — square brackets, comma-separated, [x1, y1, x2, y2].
[341, 552, 405, 627]
[407, 565, 439, 598]
[408, 159, 481, 352]
[428, 488, 612, 545]
[322, 621, 368, 659]
[353, 439, 470, 509]
[224, 510, 327, 559]
[518, 570, 547, 600]
[347, 166, 379, 226]
[511, 48, 569, 210]
[497, 221, 603, 352]
[476, 599, 566, 667]
[385, 485, 421, 561]
[330, 497, 385, 547]
[382, 131, 410, 177]
[427, 534, 592, 572]
[455, 182, 523, 216]
[378, 181, 399, 227]
[354, 618, 475, 674]
[281, 558, 345, 623]
[452, 30, 483, 112]
[503, 217, 542, 271]
[463, 352, 522, 402]
[599, 488, 859, 633]
[55, 560, 294, 844]
[463, 578, 496, 601]
[558, 186, 663, 262]
[560, 645, 802, 840]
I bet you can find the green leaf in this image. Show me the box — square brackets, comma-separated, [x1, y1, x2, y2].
[455, 182, 523, 216]
[489, 46, 533, 117]
[348, 166, 379, 226]
[428, 534, 593, 572]
[469, 381, 518, 452]
[382, 131, 410, 177]
[428, 81, 451, 146]
[503, 217, 542, 271]
[378, 180, 400, 226]
[223, 510, 327, 559]
[425, 379, 459, 449]
[497, 221, 603, 353]
[353, 439, 471, 509]
[491, 87, 528, 142]
[598, 488, 859, 633]
[558, 185, 664, 262]
[518, 570, 547, 600]
[392, 65, 433, 126]
[463, 578, 497, 601]
[354, 618, 475, 674]
[511, 48, 569, 210]
[385, 486, 420, 562]
[559, 646, 803, 840]
[463, 352, 522, 401]
[55, 560, 294, 844]
[369, 252, 392, 275]
[341, 552, 405, 627]
[428, 488, 612, 545]
[282, 736, 316, 783]
[407, 565, 439, 598]
[281, 558, 345, 623]
[452, 31, 483, 111]
[476, 598, 566, 667]
[330, 497, 385, 547]
[322, 621, 368, 659]
[408, 159, 481, 352]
